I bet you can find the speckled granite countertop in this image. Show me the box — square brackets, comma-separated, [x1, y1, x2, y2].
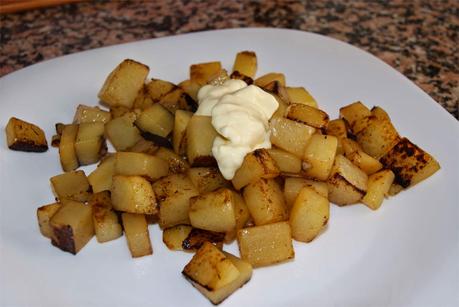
[1, 0, 458, 118]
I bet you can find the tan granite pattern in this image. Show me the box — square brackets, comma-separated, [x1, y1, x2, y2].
[0, 0, 457, 118]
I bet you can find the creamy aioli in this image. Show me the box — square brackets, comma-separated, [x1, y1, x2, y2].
[196, 80, 278, 179]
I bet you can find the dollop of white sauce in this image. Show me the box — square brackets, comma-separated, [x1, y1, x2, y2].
[196, 80, 278, 180]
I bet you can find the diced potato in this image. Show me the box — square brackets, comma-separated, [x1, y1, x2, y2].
[271, 96, 289, 119]
[262, 80, 290, 103]
[73, 104, 111, 124]
[286, 104, 329, 129]
[254, 72, 286, 88]
[146, 78, 176, 101]
[267, 148, 302, 174]
[184, 247, 253, 305]
[284, 177, 328, 207]
[303, 134, 338, 181]
[270, 117, 316, 158]
[133, 85, 154, 110]
[75, 122, 106, 165]
[232, 51, 257, 78]
[388, 183, 404, 196]
[152, 174, 199, 228]
[186, 115, 218, 167]
[50, 170, 91, 202]
[209, 69, 230, 85]
[362, 170, 395, 210]
[121, 213, 152, 258]
[182, 228, 225, 251]
[50, 201, 94, 254]
[371, 106, 391, 121]
[187, 167, 230, 193]
[111, 175, 157, 214]
[88, 155, 115, 193]
[289, 186, 329, 242]
[135, 104, 174, 137]
[155, 147, 190, 174]
[110, 106, 131, 119]
[356, 115, 400, 159]
[380, 137, 440, 188]
[98, 59, 149, 109]
[105, 112, 141, 151]
[190, 61, 222, 85]
[326, 119, 347, 140]
[37, 203, 61, 238]
[178, 79, 200, 102]
[189, 188, 236, 233]
[231, 191, 251, 231]
[114, 152, 169, 181]
[341, 138, 363, 156]
[286, 87, 318, 108]
[140, 131, 172, 149]
[243, 178, 288, 226]
[88, 190, 112, 208]
[183, 242, 240, 293]
[173, 110, 193, 155]
[5, 117, 48, 152]
[127, 138, 159, 155]
[339, 101, 371, 131]
[91, 198, 122, 243]
[162, 225, 193, 251]
[229, 70, 254, 84]
[158, 87, 198, 114]
[232, 149, 280, 190]
[237, 221, 294, 267]
[327, 155, 368, 205]
[345, 149, 383, 175]
[59, 124, 79, 171]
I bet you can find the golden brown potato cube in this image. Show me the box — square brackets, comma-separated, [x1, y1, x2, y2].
[232, 51, 257, 78]
[184, 248, 253, 305]
[232, 149, 280, 190]
[190, 61, 222, 85]
[50, 170, 91, 202]
[155, 147, 190, 174]
[243, 178, 288, 226]
[271, 95, 289, 119]
[173, 109, 193, 155]
[105, 112, 141, 151]
[152, 174, 199, 228]
[289, 186, 329, 242]
[286, 104, 329, 129]
[371, 106, 391, 121]
[5, 117, 48, 152]
[267, 148, 302, 174]
[327, 119, 347, 139]
[380, 137, 440, 188]
[111, 175, 157, 214]
[114, 152, 169, 181]
[286, 87, 318, 108]
[270, 117, 316, 158]
[225, 191, 252, 242]
[37, 203, 61, 238]
[284, 177, 328, 207]
[59, 124, 79, 171]
[187, 167, 230, 194]
[262, 80, 290, 103]
[158, 87, 198, 114]
[345, 149, 383, 175]
[127, 138, 159, 155]
[183, 241, 240, 293]
[356, 115, 400, 159]
[388, 183, 404, 196]
[182, 228, 225, 251]
[88, 155, 115, 193]
[178, 79, 200, 102]
[109, 106, 131, 119]
[189, 188, 236, 233]
[75, 122, 105, 165]
[303, 134, 338, 181]
[254, 72, 286, 88]
[162, 225, 193, 251]
[146, 78, 175, 101]
[237, 221, 294, 267]
[92, 203, 122, 243]
[208, 69, 230, 86]
[327, 155, 368, 206]
[339, 101, 371, 130]
[135, 103, 174, 137]
[362, 170, 395, 210]
[73, 105, 111, 124]
[98, 59, 149, 109]
[50, 201, 94, 254]
[133, 85, 154, 110]
[121, 213, 152, 258]
[186, 115, 218, 167]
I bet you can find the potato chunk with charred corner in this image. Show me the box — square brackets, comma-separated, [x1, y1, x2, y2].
[37, 203, 61, 238]
[162, 225, 193, 251]
[6, 117, 48, 152]
[50, 201, 94, 254]
[232, 51, 257, 78]
[186, 115, 218, 167]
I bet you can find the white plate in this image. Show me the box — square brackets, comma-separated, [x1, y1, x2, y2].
[0, 28, 458, 307]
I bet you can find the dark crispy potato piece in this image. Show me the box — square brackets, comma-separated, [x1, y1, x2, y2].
[158, 87, 198, 114]
[6, 117, 48, 152]
[229, 71, 254, 85]
[162, 225, 193, 251]
[182, 228, 225, 251]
